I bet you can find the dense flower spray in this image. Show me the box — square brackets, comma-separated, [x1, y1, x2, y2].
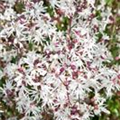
[0, 0, 120, 120]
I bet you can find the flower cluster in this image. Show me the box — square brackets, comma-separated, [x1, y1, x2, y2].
[0, 0, 120, 120]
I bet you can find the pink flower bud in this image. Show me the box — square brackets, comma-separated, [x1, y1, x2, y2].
[115, 56, 120, 61]
[59, 67, 65, 74]
[118, 74, 120, 79]
[70, 64, 76, 70]
[72, 71, 78, 79]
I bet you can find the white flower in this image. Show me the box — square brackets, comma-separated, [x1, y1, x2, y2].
[4, 7, 16, 20]
[49, 0, 61, 8]
[0, 0, 119, 120]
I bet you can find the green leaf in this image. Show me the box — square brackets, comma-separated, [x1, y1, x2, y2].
[11, 56, 18, 64]
[13, 1, 25, 13]
[95, 10, 102, 20]
[105, 0, 113, 6]
[47, 6, 54, 17]
[0, 77, 6, 88]
[28, 41, 34, 51]
[110, 46, 119, 58]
